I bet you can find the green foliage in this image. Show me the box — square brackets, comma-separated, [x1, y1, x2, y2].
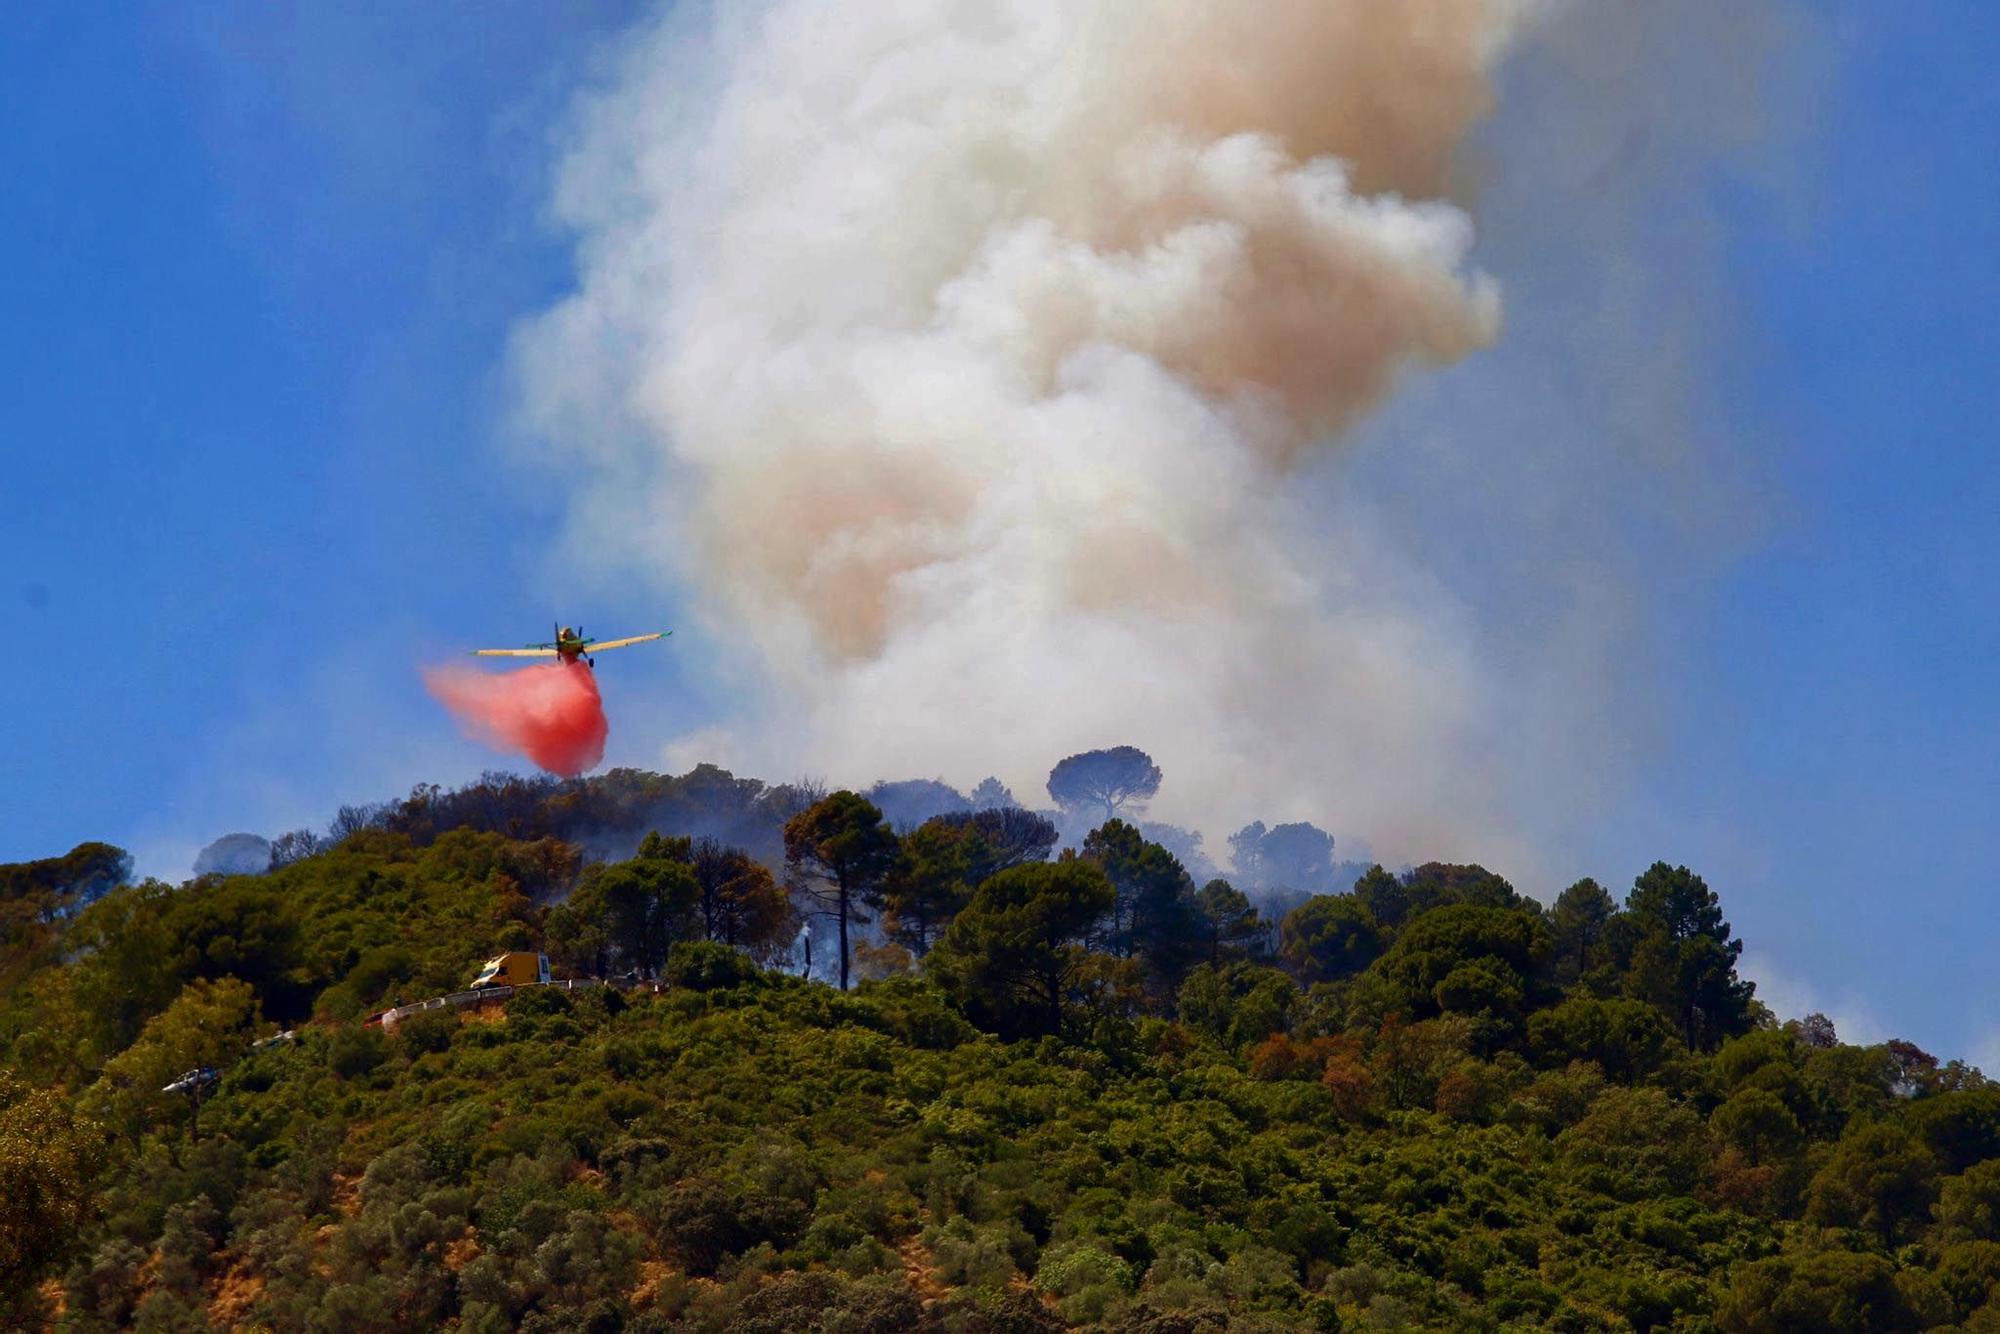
[5, 829, 555, 1077]
[1937, 1160, 2000, 1241]
[1550, 877, 1615, 982]
[1559, 1087, 1706, 1201]
[0, 772, 1982, 1329]
[1402, 862, 1526, 915]
[651, 1176, 808, 1274]
[665, 940, 760, 992]
[0, 1072, 105, 1298]
[875, 811, 1064, 963]
[1178, 963, 1295, 1050]
[1366, 904, 1549, 1049]
[1278, 894, 1382, 984]
[927, 861, 1115, 1038]
[565, 848, 701, 979]
[1035, 1240, 1135, 1323]
[1194, 879, 1264, 966]
[1624, 862, 1756, 1050]
[1528, 995, 1678, 1081]
[0, 841, 130, 900]
[1351, 865, 1408, 930]
[674, 836, 795, 962]
[0, 843, 129, 936]
[1080, 820, 1202, 990]
[1711, 1088, 1806, 1167]
[1908, 1088, 2000, 1174]
[880, 820, 979, 955]
[785, 792, 899, 992]
[327, 1023, 389, 1079]
[1806, 1121, 1940, 1245]
[1715, 1249, 1919, 1332]
[81, 976, 262, 1139]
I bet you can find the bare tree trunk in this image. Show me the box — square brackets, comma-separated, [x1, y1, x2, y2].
[837, 875, 851, 991]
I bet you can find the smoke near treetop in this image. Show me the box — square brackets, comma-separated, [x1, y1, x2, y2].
[514, 0, 1802, 878]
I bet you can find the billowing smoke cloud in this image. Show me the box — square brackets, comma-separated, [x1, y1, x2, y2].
[424, 663, 608, 778]
[515, 0, 1801, 876]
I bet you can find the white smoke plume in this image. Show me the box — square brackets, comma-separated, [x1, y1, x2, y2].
[517, 0, 1801, 878]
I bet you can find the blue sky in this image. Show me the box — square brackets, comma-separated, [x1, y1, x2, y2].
[1591, 6, 2000, 1056]
[2, 0, 707, 856]
[2, 4, 1995, 1060]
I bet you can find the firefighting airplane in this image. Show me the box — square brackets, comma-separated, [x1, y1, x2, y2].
[472, 624, 669, 669]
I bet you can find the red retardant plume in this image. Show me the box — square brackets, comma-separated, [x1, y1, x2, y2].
[424, 661, 609, 778]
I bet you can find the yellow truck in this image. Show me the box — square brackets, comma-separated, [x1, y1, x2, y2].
[470, 952, 550, 989]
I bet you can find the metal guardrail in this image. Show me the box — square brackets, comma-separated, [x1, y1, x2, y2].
[378, 977, 604, 1030]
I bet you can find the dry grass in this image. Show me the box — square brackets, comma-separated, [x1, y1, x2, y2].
[897, 1234, 949, 1307]
[207, 1263, 267, 1329]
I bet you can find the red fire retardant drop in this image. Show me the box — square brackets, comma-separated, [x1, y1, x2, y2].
[424, 662, 609, 778]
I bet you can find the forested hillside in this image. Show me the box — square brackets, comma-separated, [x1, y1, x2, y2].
[2, 759, 1995, 1332]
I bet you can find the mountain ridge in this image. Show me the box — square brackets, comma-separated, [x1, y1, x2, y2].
[0, 766, 1989, 1331]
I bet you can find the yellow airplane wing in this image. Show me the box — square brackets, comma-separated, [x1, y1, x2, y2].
[585, 631, 669, 653]
[471, 647, 562, 658]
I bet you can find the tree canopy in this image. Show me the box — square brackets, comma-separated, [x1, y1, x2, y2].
[1045, 746, 1163, 825]
[0, 763, 1985, 1331]
[784, 792, 900, 991]
[927, 859, 1116, 1038]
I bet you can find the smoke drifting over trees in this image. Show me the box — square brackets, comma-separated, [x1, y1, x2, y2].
[513, 0, 1810, 886]
[513, 0, 1513, 863]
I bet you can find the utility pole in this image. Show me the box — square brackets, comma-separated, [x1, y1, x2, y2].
[162, 1067, 219, 1143]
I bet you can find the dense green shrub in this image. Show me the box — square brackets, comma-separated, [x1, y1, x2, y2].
[0, 775, 1990, 1328]
[667, 940, 761, 992]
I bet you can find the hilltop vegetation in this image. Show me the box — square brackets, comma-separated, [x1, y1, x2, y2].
[2, 759, 1996, 1331]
